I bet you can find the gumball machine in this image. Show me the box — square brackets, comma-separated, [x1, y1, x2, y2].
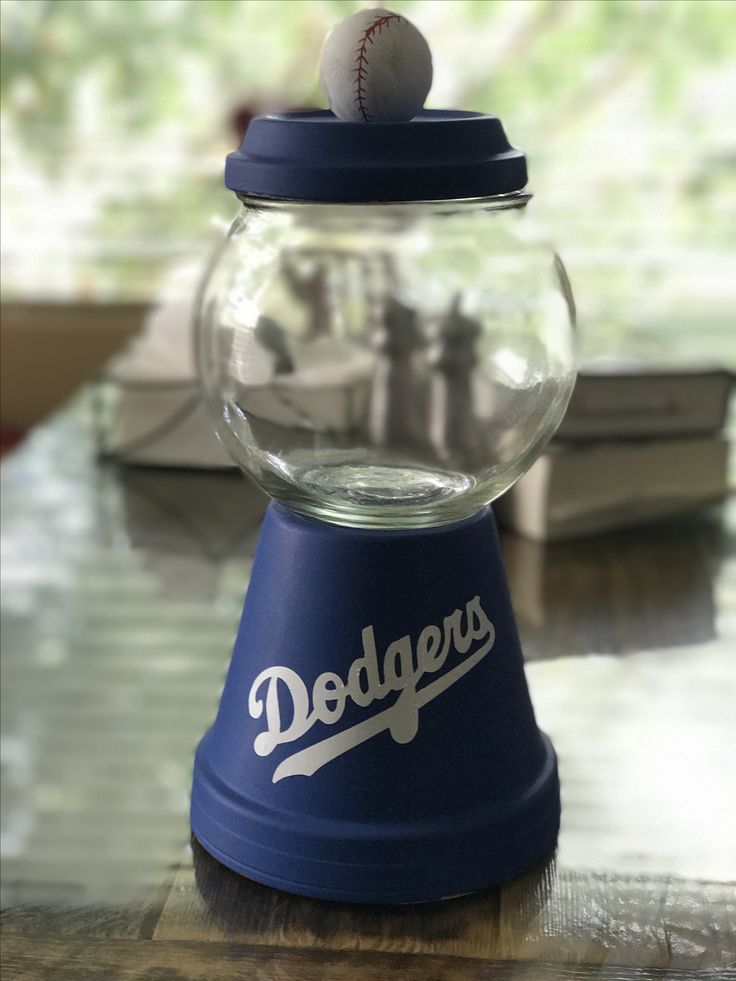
[191, 8, 576, 903]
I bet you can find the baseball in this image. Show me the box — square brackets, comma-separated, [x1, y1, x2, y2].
[319, 8, 433, 123]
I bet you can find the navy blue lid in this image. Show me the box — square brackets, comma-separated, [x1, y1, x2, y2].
[225, 109, 527, 203]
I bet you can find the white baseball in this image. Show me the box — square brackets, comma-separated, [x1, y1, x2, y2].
[319, 8, 433, 123]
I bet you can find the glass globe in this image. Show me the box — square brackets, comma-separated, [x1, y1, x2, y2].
[196, 193, 576, 528]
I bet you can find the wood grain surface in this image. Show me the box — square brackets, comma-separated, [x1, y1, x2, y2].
[1, 398, 734, 980]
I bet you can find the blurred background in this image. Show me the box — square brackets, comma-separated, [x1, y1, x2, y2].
[1, 0, 735, 440]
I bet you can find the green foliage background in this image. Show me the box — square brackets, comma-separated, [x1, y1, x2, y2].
[2, 0, 735, 361]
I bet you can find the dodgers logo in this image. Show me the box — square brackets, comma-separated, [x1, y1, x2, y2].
[248, 595, 495, 783]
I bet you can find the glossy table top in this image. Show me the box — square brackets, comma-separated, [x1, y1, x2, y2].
[1, 397, 734, 980]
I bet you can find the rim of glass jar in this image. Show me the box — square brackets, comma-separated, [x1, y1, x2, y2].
[234, 191, 532, 216]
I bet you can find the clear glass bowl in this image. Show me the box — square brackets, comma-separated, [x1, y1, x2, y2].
[196, 193, 576, 528]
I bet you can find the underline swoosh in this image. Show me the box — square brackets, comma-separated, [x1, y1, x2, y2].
[272, 630, 495, 783]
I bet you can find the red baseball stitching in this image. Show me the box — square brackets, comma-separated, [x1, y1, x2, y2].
[353, 13, 404, 121]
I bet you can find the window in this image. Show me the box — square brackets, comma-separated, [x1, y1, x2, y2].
[2, 0, 734, 364]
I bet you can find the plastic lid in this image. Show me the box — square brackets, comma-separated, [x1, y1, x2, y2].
[225, 109, 527, 203]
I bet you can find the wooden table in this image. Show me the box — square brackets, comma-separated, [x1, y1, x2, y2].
[1, 399, 734, 980]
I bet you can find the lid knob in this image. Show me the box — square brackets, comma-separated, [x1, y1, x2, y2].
[319, 8, 433, 123]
